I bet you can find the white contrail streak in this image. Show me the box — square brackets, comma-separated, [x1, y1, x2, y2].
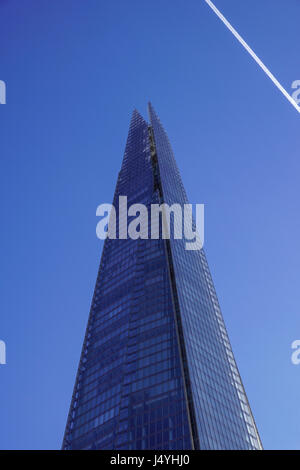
[205, 0, 300, 113]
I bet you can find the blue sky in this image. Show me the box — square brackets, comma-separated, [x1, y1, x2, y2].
[0, 0, 299, 449]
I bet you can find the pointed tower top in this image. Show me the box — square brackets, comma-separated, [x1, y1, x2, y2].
[147, 101, 162, 126]
[130, 107, 147, 125]
[147, 101, 154, 117]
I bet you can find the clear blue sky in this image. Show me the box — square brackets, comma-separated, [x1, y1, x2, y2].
[0, 0, 299, 450]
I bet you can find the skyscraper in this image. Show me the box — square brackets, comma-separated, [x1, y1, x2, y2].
[62, 104, 262, 450]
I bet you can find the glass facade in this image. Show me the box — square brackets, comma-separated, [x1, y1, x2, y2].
[62, 105, 262, 450]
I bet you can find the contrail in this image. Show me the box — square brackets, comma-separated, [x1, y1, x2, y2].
[205, 0, 300, 113]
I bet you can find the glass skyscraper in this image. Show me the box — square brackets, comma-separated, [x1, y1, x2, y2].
[62, 104, 262, 450]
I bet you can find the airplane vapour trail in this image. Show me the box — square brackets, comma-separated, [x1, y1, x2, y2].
[205, 0, 300, 113]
